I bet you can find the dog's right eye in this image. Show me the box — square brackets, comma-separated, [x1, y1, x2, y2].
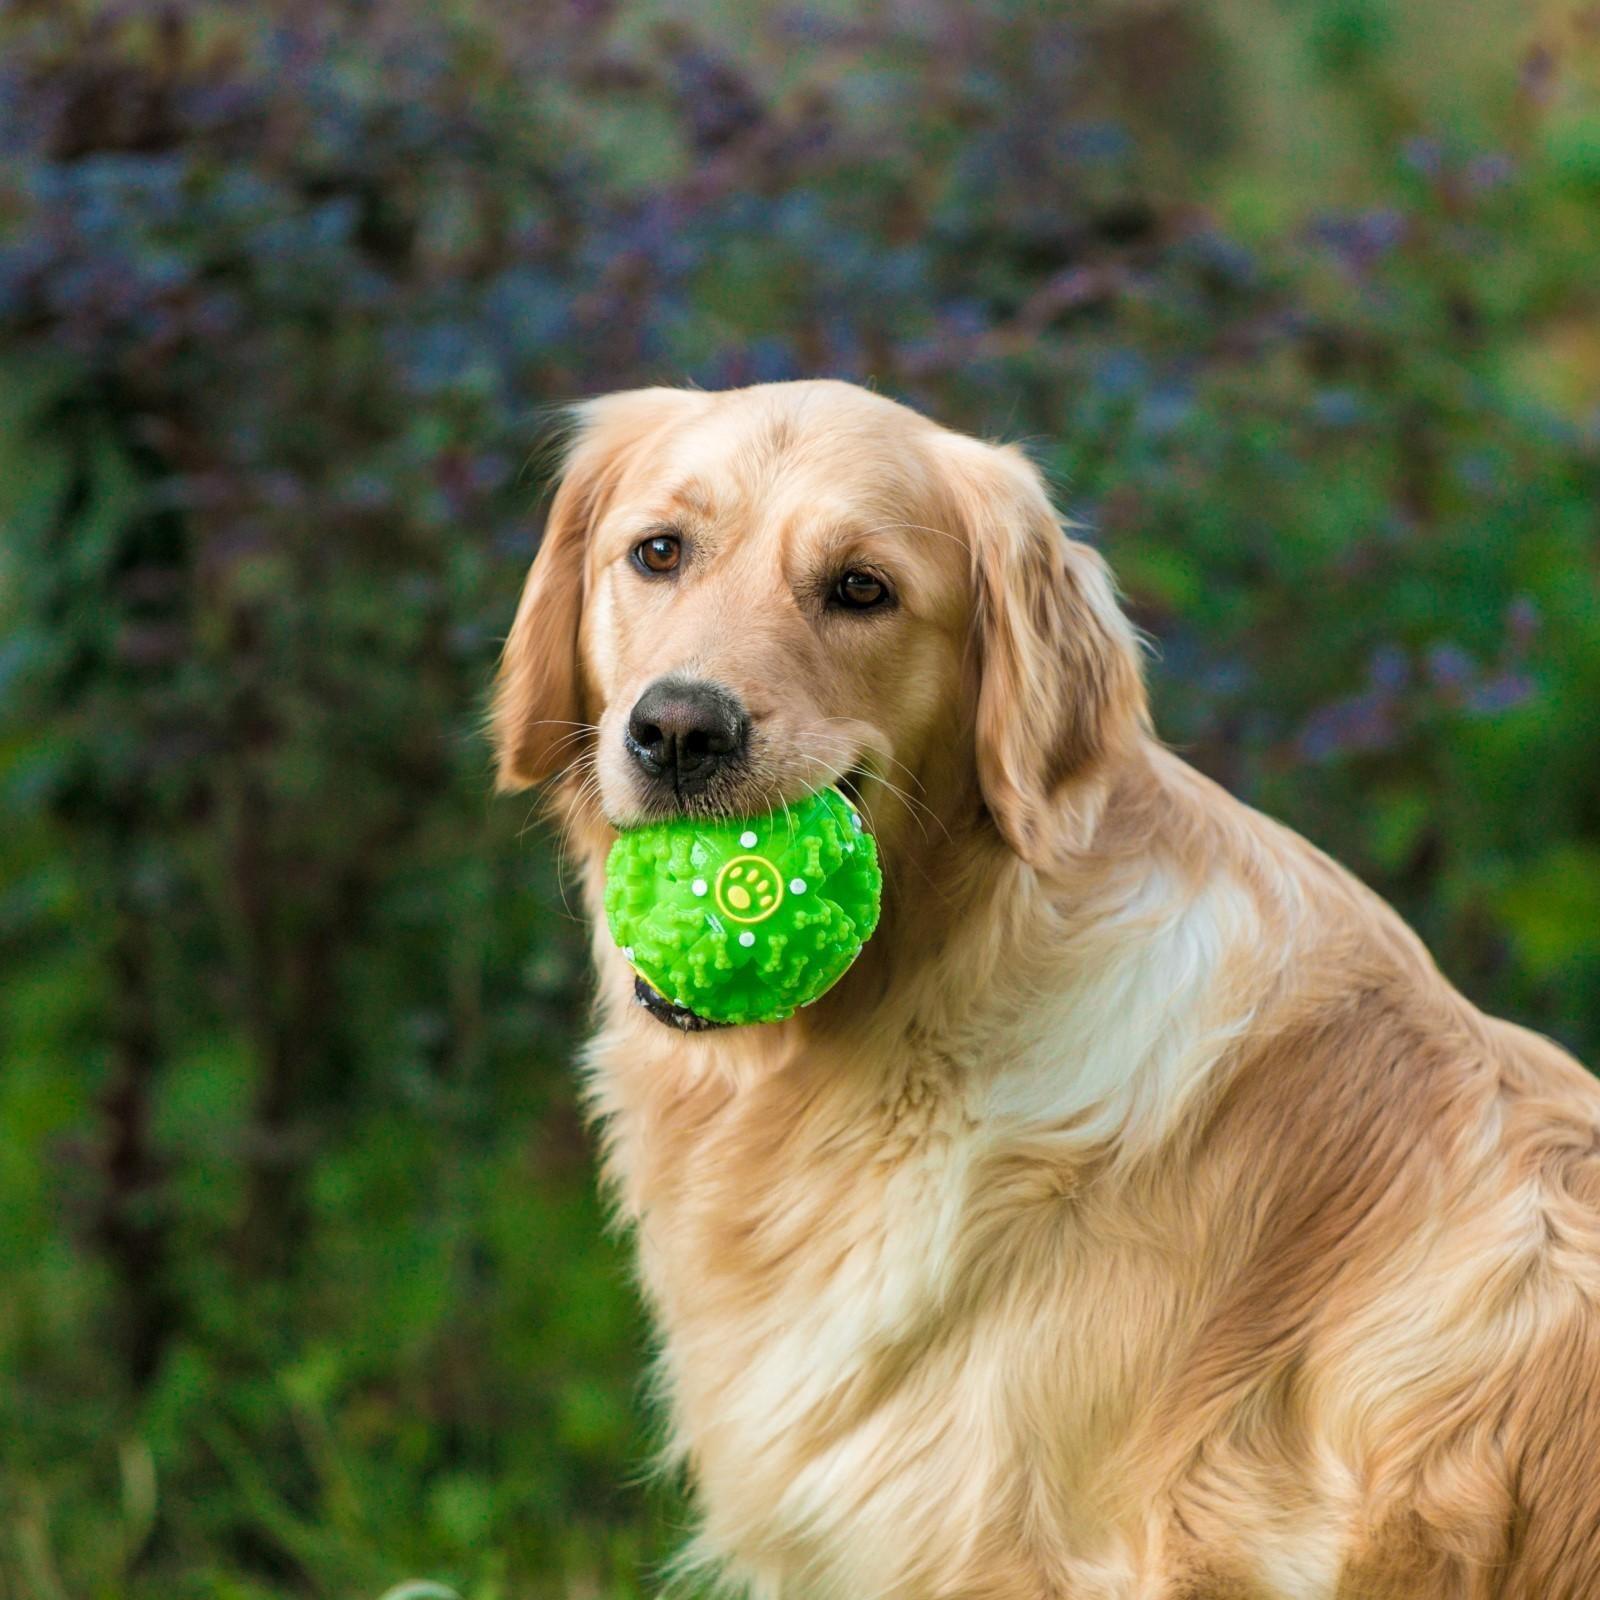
[632, 533, 682, 575]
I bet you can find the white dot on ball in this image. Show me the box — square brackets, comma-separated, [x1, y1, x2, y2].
[850, 811, 863, 830]
[691, 878, 707, 896]
[738, 930, 755, 947]
[622, 947, 634, 961]
[739, 830, 758, 848]
[789, 877, 807, 894]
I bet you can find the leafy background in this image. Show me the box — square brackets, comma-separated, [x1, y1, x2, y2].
[2, 0, 1598, 1595]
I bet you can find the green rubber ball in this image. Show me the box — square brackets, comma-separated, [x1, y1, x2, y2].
[604, 786, 882, 1026]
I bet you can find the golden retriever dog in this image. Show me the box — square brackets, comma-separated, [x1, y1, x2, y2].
[492, 380, 1600, 1599]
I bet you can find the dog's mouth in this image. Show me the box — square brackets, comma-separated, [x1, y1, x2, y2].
[837, 761, 869, 811]
[623, 750, 872, 828]
[629, 758, 873, 1035]
[618, 757, 872, 833]
[634, 975, 727, 1032]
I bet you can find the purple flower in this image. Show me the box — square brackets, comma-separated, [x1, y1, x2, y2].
[1426, 643, 1475, 692]
[1466, 152, 1517, 193]
[1467, 672, 1536, 715]
[1506, 595, 1541, 649]
[1369, 644, 1410, 693]
[1402, 137, 1445, 178]
[1297, 690, 1399, 762]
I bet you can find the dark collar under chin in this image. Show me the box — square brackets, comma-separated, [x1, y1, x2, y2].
[634, 976, 728, 1032]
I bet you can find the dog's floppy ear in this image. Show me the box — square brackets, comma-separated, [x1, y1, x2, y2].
[951, 439, 1147, 864]
[492, 388, 699, 791]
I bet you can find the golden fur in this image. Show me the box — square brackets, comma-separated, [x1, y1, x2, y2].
[493, 380, 1600, 1599]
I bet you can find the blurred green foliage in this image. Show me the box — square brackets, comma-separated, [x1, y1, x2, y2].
[1, 1, 1598, 1595]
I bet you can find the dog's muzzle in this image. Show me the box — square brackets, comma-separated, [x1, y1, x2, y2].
[634, 975, 727, 1032]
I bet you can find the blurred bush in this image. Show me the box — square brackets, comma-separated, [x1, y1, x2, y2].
[1, 1, 1597, 1595]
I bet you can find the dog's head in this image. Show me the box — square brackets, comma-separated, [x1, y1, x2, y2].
[493, 381, 1145, 869]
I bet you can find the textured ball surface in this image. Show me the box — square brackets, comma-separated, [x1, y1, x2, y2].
[604, 786, 882, 1026]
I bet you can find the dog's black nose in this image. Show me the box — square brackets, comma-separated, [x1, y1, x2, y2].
[625, 678, 749, 795]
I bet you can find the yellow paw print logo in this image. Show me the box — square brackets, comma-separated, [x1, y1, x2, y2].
[714, 855, 784, 923]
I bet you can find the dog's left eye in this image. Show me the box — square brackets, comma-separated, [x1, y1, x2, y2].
[633, 533, 682, 575]
[831, 570, 890, 610]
